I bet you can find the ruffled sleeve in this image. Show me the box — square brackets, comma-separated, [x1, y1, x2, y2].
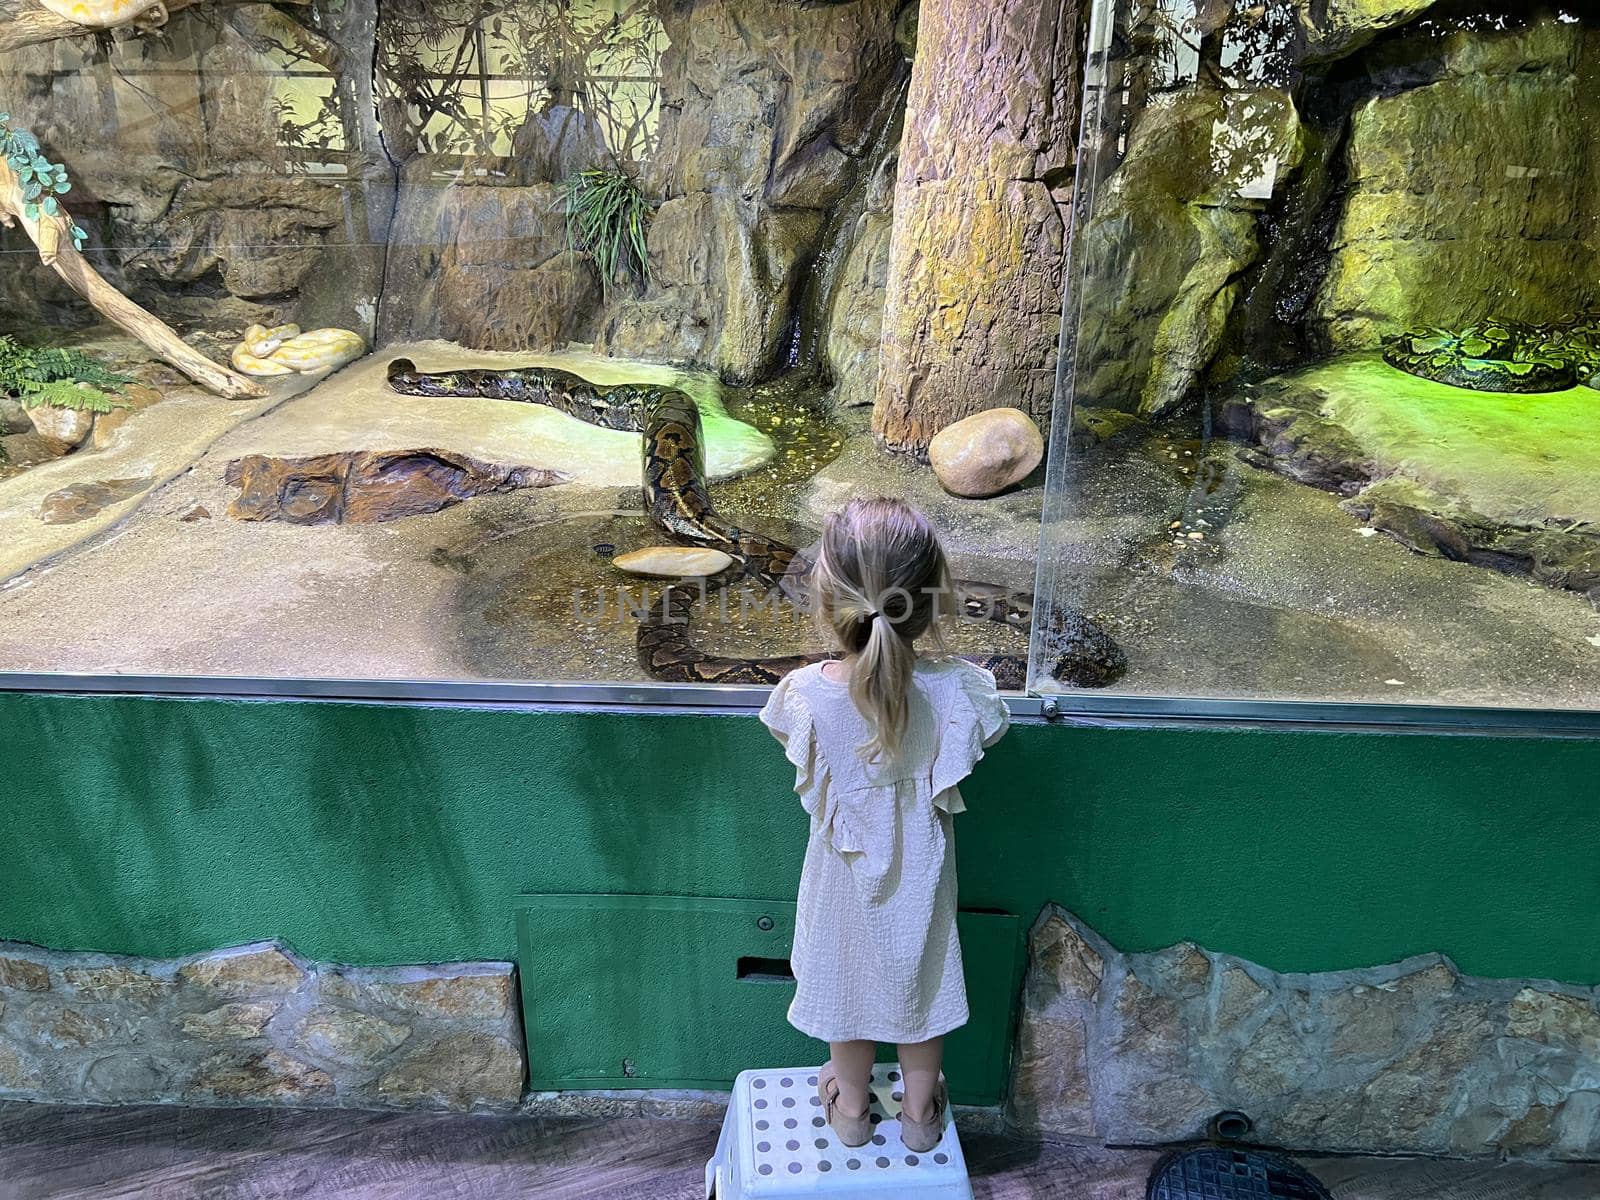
[760, 670, 867, 856]
[759, 672, 818, 799]
[930, 662, 1011, 809]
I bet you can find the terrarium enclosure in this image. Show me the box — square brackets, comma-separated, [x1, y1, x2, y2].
[1036, 0, 1600, 710]
[0, 0, 1594, 711]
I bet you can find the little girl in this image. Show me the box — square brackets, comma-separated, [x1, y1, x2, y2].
[758, 496, 1010, 1153]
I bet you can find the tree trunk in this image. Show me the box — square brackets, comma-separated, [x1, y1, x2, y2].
[872, 0, 1083, 453]
[0, 158, 266, 400]
[0, 0, 307, 55]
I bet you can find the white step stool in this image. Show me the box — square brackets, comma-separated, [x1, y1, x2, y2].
[705, 1064, 972, 1198]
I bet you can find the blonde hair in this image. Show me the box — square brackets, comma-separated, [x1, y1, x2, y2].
[812, 496, 954, 763]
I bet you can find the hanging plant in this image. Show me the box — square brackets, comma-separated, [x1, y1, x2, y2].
[0, 113, 89, 251]
[561, 168, 654, 296]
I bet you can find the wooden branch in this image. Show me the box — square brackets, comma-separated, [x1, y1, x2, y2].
[0, 158, 266, 400]
[0, 0, 308, 55]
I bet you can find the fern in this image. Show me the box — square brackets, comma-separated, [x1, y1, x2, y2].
[0, 335, 131, 413]
[562, 168, 654, 296]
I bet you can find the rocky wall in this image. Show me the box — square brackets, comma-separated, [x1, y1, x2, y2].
[377, 167, 602, 350]
[596, 0, 907, 383]
[0, 941, 524, 1112]
[871, 0, 1082, 451]
[1312, 20, 1600, 348]
[0, 3, 391, 339]
[1012, 906, 1600, 1159]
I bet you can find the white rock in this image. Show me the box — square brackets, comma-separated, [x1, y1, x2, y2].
[928, 407, 1044, 498]
[612, 546, 734, 578]
[26, 403, 95, 452]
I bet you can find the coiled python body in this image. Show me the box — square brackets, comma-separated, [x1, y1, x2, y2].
[387, 358, 1126, 690]
[1382, 318, 1600, 394]
[38, 0, 166, 30]
[232, 324, 366, 377]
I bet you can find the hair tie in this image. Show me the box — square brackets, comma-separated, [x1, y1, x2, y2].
[866, 610, 881, 621]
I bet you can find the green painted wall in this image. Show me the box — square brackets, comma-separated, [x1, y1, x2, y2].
[5, 691, 1599, 984]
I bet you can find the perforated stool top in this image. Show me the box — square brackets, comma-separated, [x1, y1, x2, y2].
[1148, 1148, 1333, 1199]
[705, 1064, 972, 1198]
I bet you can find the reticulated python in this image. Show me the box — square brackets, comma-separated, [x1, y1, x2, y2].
[387, 358, 1126, 690]
[1382, 317, 1600, 394]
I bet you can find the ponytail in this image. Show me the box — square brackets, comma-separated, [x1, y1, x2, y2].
[851, 609, 918, 763]
[812, 498, 953, 763]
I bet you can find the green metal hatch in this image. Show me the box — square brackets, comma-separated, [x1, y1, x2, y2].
[515, 895, 1022, 1106]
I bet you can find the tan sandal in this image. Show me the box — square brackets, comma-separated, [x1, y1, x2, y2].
[817, 1062, 873, 1147]
[898, 1077, 948, 1153]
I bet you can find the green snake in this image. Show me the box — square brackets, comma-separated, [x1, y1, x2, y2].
[387, 358, 1126, 690]
[1382, 317, 1600, 393]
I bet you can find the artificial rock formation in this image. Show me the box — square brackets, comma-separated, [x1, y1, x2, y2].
[379, 176, 603, 351]
[1011, 906, 1600, 1159]
[0, 941, 524, 1112]
[597, 0, 907, 384]
[1313, 21, 1600, 348]
[1073, 87, 1303, 419]
[225, 449, 570, 525]
[1220, 356, 1600, 595]
[0, 2, 390, 339]
[872, 0, 1082, 451]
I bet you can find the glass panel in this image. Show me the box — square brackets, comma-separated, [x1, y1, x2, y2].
[0, 3, 1040, 694]
[1033, 1, 1600, 711]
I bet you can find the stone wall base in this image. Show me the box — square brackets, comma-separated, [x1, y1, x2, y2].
[1011, 906, 1600, 1160]
[0, 941, 523, 1113]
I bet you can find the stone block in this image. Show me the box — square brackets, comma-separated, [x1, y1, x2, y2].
[0, 939, 524, 1115]
[376, 1032, 523, 1112]
[1008, 908, 1600, 1158]
[177, 945, 308, 997]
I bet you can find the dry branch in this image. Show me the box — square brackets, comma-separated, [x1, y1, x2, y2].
[0, 156, 266, 399]
[0, 0, 308, 55]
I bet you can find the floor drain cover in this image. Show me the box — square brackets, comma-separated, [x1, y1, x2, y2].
[1148, 1149, 1333, 1200]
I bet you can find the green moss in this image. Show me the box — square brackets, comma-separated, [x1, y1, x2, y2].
[1291, 353, 1600, 526]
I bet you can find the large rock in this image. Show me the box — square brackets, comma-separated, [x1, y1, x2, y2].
[612, 546, 735, 578]
[594, 0, 904, 382]
[600, 195, 824, 381]
[382, 182, 603, 350]
[0, 5, 390, 335]
[824, 209, 894, 409]
[375, 1032, 523, 1111]
[1221, 354, 1600, 595]
[927, 408, 1044, 498]
[1073, 88, 1302, 418]
[1008, 907, 1600, 1158]
[26, 404, 96, 454]
[177, 944, 308, 998]
[225, 449, 570, 525]
[1297, 0, 1440, 62]
[872, 0, 1082, 449]
[1314, 22, 1600, 347]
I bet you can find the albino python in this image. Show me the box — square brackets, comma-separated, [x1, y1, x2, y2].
[388, 358, 1127, 690]
[232, 324, 366, 378]
[37, 0, 167, 30]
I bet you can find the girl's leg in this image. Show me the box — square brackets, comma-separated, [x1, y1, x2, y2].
[896, 1036, 945, 1123]
[827, 1039, 876, 1118]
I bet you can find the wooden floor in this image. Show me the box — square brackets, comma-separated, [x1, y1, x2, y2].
[2, 1101, 1598, 1199]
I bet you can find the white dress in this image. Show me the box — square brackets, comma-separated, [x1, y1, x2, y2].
[758, 658, 1010, 1044]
